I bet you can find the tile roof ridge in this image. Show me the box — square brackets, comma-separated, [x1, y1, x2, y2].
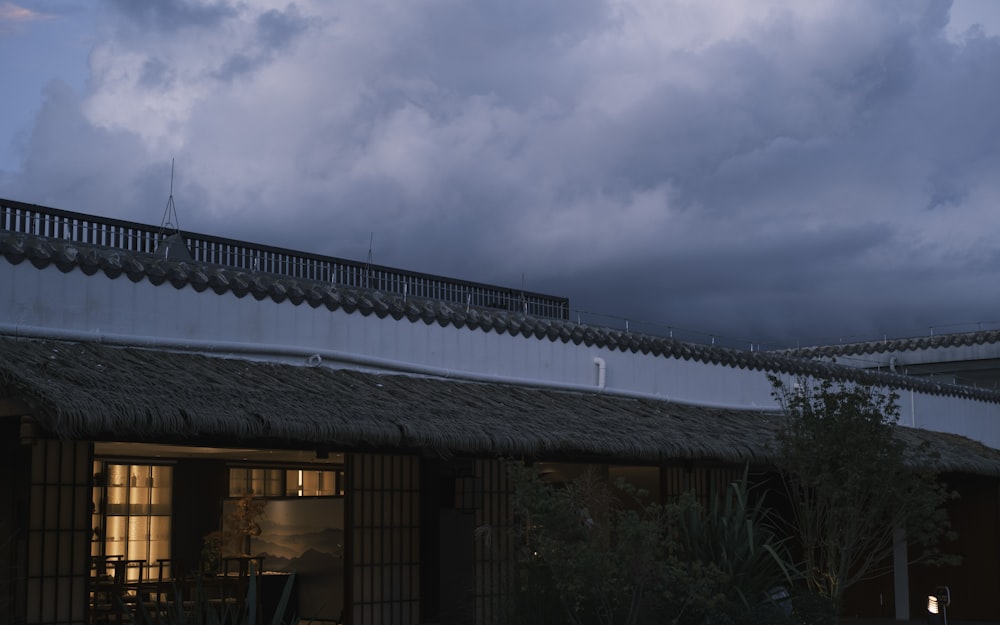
[782, 329, 1000, 358]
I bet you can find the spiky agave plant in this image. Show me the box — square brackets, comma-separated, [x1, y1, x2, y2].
[670, 468, 795, 623]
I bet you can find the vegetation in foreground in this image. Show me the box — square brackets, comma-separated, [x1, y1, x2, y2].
[507, 379, 958, 625]
[771, 376, 957, 621]
[509, 464, 796, 625]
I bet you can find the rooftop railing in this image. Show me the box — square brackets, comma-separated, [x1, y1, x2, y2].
[0, 198, 570, 320]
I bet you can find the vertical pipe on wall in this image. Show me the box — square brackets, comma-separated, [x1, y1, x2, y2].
[593, 357, 606, 390]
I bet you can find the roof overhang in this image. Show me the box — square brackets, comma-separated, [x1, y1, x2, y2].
[2, 336, 1000, 475]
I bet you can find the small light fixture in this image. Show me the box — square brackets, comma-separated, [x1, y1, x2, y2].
[927, 586, 950, 625]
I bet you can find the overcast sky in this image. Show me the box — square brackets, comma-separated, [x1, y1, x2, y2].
[2, 0, 1000, 349]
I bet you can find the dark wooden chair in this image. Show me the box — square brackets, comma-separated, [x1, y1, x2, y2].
[90, 557, 126, 625]
[219, 556, 265, 619]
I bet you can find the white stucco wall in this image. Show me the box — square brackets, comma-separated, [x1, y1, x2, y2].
[4, 259, 1000, 449]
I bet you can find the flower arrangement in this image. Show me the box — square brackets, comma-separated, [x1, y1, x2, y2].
[224, 492, 267, 554]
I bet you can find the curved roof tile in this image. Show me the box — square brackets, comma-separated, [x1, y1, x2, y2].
[787, 330, 1000, 359]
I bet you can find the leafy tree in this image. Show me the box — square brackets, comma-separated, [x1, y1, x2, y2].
[770, 376, 956, 619]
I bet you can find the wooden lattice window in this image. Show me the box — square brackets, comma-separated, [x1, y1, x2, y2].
[472, 459, 514, 625]
[25, 440, 90, 625]
[349, 454, 420, 625]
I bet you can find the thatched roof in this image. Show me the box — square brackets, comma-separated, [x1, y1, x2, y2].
[3, 337, 1000, 476]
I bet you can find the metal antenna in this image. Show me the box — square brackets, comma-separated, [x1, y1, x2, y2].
[152, 159, 194, 261]
[521, 272, 527, 314]
[364, 233, 374, 288]
[159, 159, 181, 236]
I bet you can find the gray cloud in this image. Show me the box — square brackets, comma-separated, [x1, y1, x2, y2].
[4, 0, 1000, 348]
[255, 6, 309, 51]
[106, 0, 236, 32]
[5, 81, 151, 212]
[213, 5, 312, 81]
[138, 56, 173, 89]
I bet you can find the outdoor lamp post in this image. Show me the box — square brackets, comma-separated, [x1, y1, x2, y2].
[926, 586, 950, 625]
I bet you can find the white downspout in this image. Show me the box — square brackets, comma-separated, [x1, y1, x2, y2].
[593, 357, 606, 390]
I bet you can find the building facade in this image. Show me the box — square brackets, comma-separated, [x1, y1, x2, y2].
[3, 198, 1000, 624]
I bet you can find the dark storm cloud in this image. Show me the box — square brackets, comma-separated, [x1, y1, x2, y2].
[5, 0, 1000, 347]
[543, 223, 901, 343]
